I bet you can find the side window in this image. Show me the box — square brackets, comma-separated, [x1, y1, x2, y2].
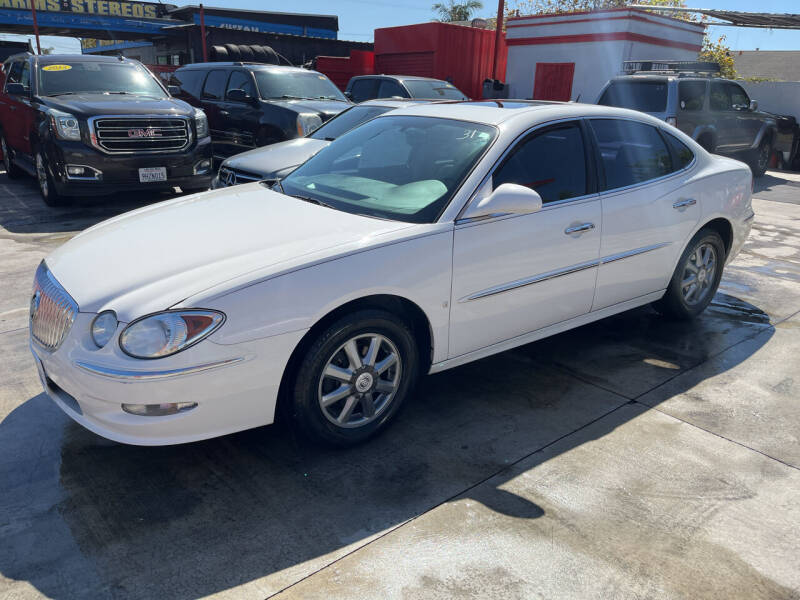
[172, 70, 204, 99]
[202, 70, 228, 100]
[493, 122, 587, 203]
[728, 83, 749, 109]
[662, 131, 694, 171]
[19, 62, 30, 89]
[5, 61, 22, 86]
[377, 79, 407, 98]
[678, 81, 706, 111]
[349, 78, 378, 103]
[710, 81, 731, 111]
[226, 70, 255, 99]
[590, 119, 672, 190]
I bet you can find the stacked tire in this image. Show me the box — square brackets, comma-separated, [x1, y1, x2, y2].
[209, 44, 280, 65]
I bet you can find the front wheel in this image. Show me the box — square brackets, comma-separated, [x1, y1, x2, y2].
[36, 151, 67, 207]
[750, 138, 771, 178]
[290, 309, 419, 446]
[653, 229, 725, 320]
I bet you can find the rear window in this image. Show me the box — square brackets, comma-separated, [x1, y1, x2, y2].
[598, 80, 668, 113]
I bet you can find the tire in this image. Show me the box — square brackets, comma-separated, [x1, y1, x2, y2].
[290, 309, 420, 447]
[749, 137, 771, 178]
[35, 150, 67, 207]
[653, 228, 725, 320]
[1, 134, 24, 179]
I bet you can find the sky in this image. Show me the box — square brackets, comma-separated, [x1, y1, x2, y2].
[2, 0, 799, 56]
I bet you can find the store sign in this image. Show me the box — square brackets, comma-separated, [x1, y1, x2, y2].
[0, 0, 169, 19]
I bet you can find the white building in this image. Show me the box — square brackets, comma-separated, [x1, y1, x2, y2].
[505, 8, 705, 102]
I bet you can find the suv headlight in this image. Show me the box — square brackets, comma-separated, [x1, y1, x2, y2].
[49, 109, 81, 141]
[296, 113, 322, 136]
[194, 108, 209, 138]
[119, 310, 224, 359]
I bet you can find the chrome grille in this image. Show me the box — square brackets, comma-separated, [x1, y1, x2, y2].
[91, 116, 190, 153]
[218, 166, 264, 187]
[30, 262, 78, 352]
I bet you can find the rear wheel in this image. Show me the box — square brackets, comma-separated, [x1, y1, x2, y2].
[749, 137, 771, 178]
[36, 150, 67, 207]
[290, 309, 419, 446]
[653, 228, 725, 320]
[1, 135, 24, 179]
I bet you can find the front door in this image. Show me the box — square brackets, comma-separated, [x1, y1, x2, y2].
[589, 118, 701, 310]
[223, 69, 260, 152]
[449, 121, 600, 358]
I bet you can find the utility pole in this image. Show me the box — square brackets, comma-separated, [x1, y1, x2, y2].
[199, 3, 208, 62]
[30, 0, 42, 55]
[492, 0, 504, 79]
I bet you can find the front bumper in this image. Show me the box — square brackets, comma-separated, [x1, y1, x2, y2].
[30, 312, 305, 445]
[45, 136, 213, 196]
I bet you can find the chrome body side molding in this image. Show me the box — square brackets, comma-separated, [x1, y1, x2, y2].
[75, 357, 244, 381]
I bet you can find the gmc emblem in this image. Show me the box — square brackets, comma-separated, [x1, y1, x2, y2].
[127, 128, 161, 138]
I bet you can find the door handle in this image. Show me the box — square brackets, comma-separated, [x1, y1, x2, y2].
[564, 223, 595, 235]
[219, 110, 229, 116]
[673, 198, 697, 209]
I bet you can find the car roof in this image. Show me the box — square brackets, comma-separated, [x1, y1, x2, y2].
[34, 54, 135, 63]
[352, 74, 447, 83]
[358, 99, 436, 108]
[383, 100, 671, 128]
[609, 74, 734, 84]
[177, 62, 311, 75]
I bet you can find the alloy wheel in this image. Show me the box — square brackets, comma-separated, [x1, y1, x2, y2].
[681, 242, 717, 305]
[757, 142, 770, 172]
[317, 333, 402, 429]
[1, 137, 10, 172]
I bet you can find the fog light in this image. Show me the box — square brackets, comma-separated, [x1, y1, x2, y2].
[194, 159, 211, 175]
[65, 164, 101, 180]
[122, 402, 197, 416]
[67, 166, 85, 176]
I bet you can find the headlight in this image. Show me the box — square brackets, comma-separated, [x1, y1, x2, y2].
[91, 311, 118, 348]
[49, 110, 80, 141]
[119, 310, 224, 359]
[296, 113, 322, 136]
[194, 109, 209, 138]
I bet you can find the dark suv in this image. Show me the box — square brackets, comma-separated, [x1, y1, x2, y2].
[597, 64, 777, 176]
[0, 53, 212, 206]
[171, 63, 350, 160]
[345, 75, 468, 103]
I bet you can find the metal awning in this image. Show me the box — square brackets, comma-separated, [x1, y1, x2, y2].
[631, 6, 800, 30]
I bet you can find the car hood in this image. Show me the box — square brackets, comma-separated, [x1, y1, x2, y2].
[271, 98, 349, 119]
[46, 185, 416, 321]
[223, 137, 329, 178]
[39, 94, 195, 118]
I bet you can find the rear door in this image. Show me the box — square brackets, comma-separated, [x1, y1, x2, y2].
[222, 69, 260, 152]
[199, 68, 231, 158]
[1, 59, 31, 155]
[590, 118, 700, 310]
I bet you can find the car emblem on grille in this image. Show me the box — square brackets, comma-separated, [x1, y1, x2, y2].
[30, 289, 41, 320]
[127, 128, 161, 138]
[222, 169, 237, 186]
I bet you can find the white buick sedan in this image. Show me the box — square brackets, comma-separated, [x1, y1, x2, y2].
[30, 101, 753, 447]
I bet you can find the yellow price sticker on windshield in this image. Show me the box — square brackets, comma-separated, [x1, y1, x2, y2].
[42, 64, 72, 72]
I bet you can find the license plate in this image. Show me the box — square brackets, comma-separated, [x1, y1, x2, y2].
[139, 167, 167, 183]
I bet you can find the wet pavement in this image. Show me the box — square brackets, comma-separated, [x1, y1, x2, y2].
[1, 170, 799, 599]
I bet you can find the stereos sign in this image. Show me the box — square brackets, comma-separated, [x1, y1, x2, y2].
[0, 0, 170, 19]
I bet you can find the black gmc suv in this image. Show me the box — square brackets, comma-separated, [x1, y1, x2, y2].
[0, 53, 212, 206]
[171, 62, 350, 160]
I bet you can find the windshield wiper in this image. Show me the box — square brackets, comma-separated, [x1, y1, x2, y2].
[45, 92, 80, 96]
[290, 194, 334, 210]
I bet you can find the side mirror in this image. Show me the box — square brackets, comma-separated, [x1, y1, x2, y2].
[167, 85, 180, 96]
[344, 91, 353, 100]
[227, 88, 254, 103]
[6, 83, 28, 96]
[459, 183, 543, 221]
[749, 99, 758, 111]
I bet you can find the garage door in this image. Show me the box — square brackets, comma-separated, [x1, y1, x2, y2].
[533, 62, 575, 101]
[376, 52, 435, 78]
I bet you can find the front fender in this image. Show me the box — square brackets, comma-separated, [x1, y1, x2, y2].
[750, 120, 778, 150]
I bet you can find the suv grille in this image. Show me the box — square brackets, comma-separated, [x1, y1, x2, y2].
[30, 262, 78, 352]
[92, 117, 190, 153]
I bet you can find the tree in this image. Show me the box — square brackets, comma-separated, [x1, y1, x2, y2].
[41, 46, 55, 55]
[432, 0, 484, 22]
[699, 34, 736, 79]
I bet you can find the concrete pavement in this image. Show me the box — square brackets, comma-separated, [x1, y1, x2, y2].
[0, 170, 798, 599]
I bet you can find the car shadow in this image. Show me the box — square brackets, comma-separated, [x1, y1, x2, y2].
[0, 169, 188, 235]
[0, 294, 774, 599]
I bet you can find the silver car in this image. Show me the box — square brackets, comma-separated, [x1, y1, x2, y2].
[213, 99, 429, 188]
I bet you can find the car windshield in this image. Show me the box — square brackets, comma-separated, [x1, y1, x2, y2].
[309, 105, 393, 141]
[404, 79, 467, 100]
[37, 62, 166, 97]
[254, 69, 347, 101]
[280, 115, 496, 223]
[598, 80, 668, 113]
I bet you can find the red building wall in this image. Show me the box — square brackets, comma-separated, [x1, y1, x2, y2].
[374, 22, 506, 100]
[316, 50, 375, 91]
